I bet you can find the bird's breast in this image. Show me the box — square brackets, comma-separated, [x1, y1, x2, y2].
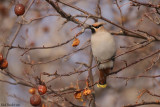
[91, 31, 116, 62]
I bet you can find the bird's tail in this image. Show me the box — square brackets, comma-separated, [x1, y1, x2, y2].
[97, 68, 110, 88]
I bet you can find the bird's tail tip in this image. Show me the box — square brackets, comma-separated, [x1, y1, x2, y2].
[97, 83, 107, 88]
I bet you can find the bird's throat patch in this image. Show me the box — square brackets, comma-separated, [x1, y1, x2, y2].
[91, 28, 95, 34]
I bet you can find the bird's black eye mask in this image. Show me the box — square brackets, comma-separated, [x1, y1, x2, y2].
[90, 24, 103, 34]
[92, 24, 103, 28]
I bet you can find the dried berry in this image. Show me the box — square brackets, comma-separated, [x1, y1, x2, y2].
[74, 91, 82, 99]
[74, 90, 83, 101]
[14, 4, 25, 16]
[29, 88, 36, 95]
[72, 38, 80, 47]
[30, 94, 41, 106]
[0, 59, 8, 69]
[83, 88, 91, 96]
[38, 85, 47, 95]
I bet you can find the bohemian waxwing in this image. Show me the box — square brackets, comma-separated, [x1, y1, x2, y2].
[90, 22, 116, 88]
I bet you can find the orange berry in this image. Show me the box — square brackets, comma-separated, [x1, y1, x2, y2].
[72, 38, 80, 47]
[29, 88, 36, 95]
[30, 94, 41, 106]
[83, 89, 91, 96]
[0, 59, 8, 69]
[74, 91, 82, 99]
[38, 85, 47, 95]
[74, 91, 83, 101]
[14, 4, 25, 16]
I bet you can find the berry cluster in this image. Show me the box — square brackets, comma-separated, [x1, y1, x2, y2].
[29, 85, 47, 106]
[0, 53, 8, 70]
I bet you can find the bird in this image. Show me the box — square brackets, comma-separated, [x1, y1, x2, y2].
[90, 22, 116, 88]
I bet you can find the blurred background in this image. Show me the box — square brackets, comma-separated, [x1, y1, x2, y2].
[0, 0, 160, 107]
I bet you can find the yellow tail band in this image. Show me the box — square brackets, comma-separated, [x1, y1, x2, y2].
[97, 83, 107, 88]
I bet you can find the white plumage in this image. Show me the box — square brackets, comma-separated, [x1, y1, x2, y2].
[91, 24, 116, 69]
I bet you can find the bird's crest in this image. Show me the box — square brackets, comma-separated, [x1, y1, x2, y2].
[92, 22, 106, 27]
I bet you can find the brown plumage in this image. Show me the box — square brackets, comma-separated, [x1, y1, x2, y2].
[99, 68, 110, 85]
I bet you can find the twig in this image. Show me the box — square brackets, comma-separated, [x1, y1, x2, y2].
[130, 0, 160, 9]
[21, 45, 90, 66]
[115, 0, 124, 26]
[124, 101, 160, 107]
[88, 49, 95, 107]
[109, 49, 160, 75]
[49, 87, 84, 107]
[5, 0, 35, 58]
[55, 0, 155, 40]
[23, 14, 60, 24]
